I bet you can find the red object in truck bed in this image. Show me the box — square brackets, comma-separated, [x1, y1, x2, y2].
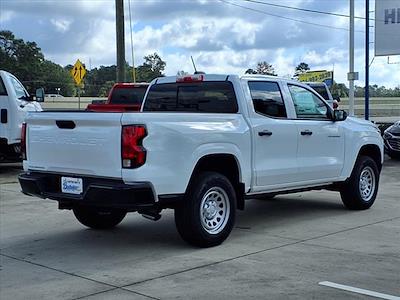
[87, 83, 149, 112]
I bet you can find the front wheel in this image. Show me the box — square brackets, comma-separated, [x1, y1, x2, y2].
[175, 172, 236, 247]
[73, 206, 126, 229]
[340, 156, 380, 210]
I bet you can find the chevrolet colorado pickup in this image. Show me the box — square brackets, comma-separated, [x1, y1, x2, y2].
[19, 74, 384, 247]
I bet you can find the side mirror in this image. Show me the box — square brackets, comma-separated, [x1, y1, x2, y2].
[35, 88, 45, 102]
[333, 109, 347, 122]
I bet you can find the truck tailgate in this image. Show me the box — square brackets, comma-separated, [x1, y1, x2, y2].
[26, 112, 123, 178]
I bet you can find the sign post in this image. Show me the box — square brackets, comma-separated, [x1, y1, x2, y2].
[70, 59, 87, 110]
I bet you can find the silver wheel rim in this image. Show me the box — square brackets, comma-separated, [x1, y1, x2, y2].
[200, 187, 230, 235]
[359, 166, 376, 202]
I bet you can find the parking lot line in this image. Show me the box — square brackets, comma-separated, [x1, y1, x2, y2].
[319, 281, 400, 300]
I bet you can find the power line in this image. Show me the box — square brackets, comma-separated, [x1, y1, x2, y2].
[238, 0, 371, 20]
[218, 0, 365, 33]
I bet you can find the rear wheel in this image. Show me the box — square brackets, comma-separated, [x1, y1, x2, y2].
[174, 172, 236, 247]
[73, 206, 126, 229]
[340, 156, 380, 210]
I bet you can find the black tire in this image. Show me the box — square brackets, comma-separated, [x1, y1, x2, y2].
[73, 206, 126, 229]
[340, 156, 380, 210]
[174, 172, 236, 248]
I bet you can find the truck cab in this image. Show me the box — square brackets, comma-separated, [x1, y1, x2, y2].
[0, 70, 43, 162]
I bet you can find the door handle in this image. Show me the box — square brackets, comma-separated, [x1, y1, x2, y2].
[301, 130, 313, 136]
[258, 130, 273, 137]
[56, 120, 76, 129]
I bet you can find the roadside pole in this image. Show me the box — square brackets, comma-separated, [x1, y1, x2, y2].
[78, 85, 81, 110]
[365, 0, 370, 120]
[348, 0, 355, 117]
[116, 0, 125, 83]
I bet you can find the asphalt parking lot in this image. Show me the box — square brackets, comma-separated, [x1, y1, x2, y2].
[1, 159, 399, 300]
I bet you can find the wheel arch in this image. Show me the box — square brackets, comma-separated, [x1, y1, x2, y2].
[357, 144, 383, 172]
[187, 153, 245, 210]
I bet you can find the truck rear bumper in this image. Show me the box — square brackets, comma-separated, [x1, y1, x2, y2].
[18, 172, 156, 211]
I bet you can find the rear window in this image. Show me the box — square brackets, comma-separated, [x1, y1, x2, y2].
[143, 82, 238, 113]
[110, 86, 147, 105]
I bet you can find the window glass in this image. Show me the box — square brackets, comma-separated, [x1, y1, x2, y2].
[9, 76, 27, 99]
[110, 86, 147, 104]
[0, 78, 7, 96]
[309, 85, 329, 100]
[144, 82, 238, 113]
[248, 81, 286, 118]
[288, 84, 329, 119]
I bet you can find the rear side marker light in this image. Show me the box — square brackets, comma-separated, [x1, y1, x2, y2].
[121, 125, 147, 168]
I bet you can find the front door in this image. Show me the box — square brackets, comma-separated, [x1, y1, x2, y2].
[288, 84, 344, 182]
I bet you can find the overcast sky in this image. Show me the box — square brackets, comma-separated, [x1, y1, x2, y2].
[1, 0, 399, 87]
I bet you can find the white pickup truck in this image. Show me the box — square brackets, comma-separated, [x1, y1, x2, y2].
[0, 70, 43, 162]
[19, 74, 384, 247]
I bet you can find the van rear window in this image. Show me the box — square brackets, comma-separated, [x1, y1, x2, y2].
[143, 82, 238, 113]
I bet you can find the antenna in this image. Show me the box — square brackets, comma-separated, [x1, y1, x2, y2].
[191, 56, 198, 73]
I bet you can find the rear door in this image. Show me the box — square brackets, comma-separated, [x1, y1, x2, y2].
[247, 80, 299, 189]
[26, 112, 123, 178]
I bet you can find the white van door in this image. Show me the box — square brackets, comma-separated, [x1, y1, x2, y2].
[0, 76, 10, 142]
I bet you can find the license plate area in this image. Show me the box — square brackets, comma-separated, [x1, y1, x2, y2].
[61, 177, 83, 195]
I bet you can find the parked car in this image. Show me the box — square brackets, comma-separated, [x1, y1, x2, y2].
[19, 74, 383, 247]
[87, 83, 148, 112]
[383, 121, 400, 159]
[0, 70, 43, 162]
[305, 82, 339, 109]
[46, 94, 64, 98]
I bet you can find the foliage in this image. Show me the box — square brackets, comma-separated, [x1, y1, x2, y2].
[98, 81, 115, 97]
[256, 61, 277, 76]
[0, 30, 75, 96]
[245, 68, 257, 74]
[294, 62, 310, 76]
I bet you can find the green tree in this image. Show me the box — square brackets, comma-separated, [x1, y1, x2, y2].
[256, 61, 277, 76]
[294, 62, 310, 76]
[136, 53, 166, 82]
[0, 30, 74, 96]
[245, 68, 257, 74]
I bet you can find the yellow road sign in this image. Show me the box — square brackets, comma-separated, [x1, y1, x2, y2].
[70, 59, 86, 85]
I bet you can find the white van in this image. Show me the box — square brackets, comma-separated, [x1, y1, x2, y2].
[0, 70, 43, 162]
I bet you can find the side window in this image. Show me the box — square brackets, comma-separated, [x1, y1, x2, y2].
[248, 81, 287, 118]
[288, 84, 329, 119]
[9, 76, 27, 99]
[0, 78, 7, 96]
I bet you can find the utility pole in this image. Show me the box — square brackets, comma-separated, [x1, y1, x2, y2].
[348, 0, 358, 117]
[365, 0, 370, 120]
[116, 0, 125, 83]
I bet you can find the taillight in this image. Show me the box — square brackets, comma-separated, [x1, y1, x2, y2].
[121, 125, 147, 168]
[176, 74, 204, 83]
[21, 122, 27, 160]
